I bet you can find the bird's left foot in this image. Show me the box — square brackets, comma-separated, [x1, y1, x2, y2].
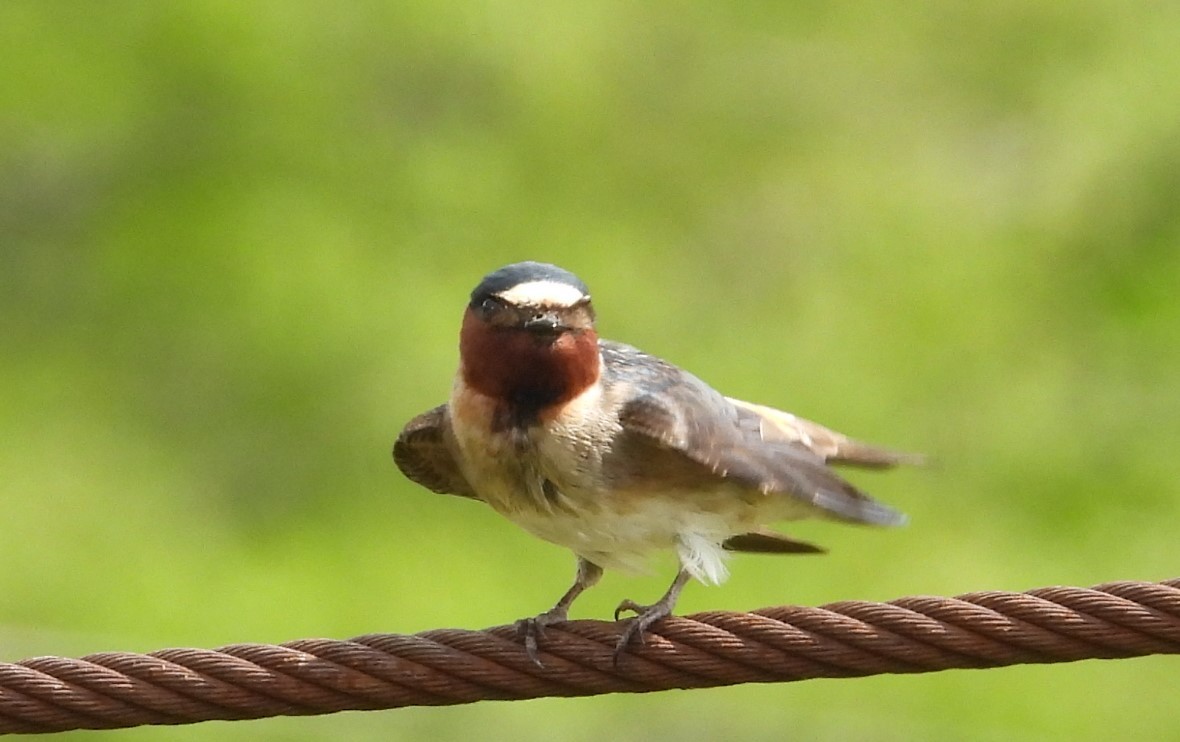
[611, 570, 691, 665]
[612, 598, 674, 663]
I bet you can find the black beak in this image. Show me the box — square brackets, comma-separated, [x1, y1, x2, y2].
[523, 311, 563, 334]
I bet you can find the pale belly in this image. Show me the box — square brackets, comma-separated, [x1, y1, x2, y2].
[453, 424, 772, 583]
[489, 473, 819, 586]
[448, 379, 815, 584]
[507, 491, 756, 575]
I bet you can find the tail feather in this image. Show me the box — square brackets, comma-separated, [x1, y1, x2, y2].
[723, 530, 826, 554]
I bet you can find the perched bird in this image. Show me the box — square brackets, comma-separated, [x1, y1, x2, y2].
[394, 261, 915, 662]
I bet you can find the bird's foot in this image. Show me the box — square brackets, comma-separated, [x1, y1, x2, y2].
[515, 607, 569, 666]
[612, 598, 674, 664]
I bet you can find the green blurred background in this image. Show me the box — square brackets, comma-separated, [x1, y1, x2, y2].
[2, 2, 1178, 740]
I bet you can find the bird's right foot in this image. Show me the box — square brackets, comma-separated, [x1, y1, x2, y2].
[515, 607, 569, 666]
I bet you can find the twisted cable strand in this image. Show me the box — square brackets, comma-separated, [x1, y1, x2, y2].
[1, 577, 1177, 735]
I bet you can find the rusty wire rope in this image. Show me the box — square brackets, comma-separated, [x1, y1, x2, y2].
[2, 577, 1178, 735]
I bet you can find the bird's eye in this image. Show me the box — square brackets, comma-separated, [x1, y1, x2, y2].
[479, 297, 501, 315]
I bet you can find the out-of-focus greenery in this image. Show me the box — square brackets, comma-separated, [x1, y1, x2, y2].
[2, 2, 1178, 739]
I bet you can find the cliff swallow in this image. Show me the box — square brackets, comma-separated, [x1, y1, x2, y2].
[394, 261, 915, 663]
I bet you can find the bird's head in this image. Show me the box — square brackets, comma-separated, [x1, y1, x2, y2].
[459, 262, 601, 419]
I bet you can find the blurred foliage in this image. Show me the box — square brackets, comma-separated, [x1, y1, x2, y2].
[2, 2, 1179, 740]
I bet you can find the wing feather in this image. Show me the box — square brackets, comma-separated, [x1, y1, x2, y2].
[393, 405, 478, 499]
[727, 397, 924, 469]
[604, 342, 906, 527]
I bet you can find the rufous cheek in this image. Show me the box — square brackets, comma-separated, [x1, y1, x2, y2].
[459, 308, 601, 415]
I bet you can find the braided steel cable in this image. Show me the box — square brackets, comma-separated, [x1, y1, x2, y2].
[2, 577, 1178, 734]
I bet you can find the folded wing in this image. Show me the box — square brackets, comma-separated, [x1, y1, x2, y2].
[614, 367, 907, 527]
[727, 397, 924, 469]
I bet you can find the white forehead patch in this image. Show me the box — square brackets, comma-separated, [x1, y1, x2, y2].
[495, 280, 586, 307]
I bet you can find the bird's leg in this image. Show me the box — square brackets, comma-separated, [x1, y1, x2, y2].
[517, 557, 603, 665]
[612, 568, 692, 662]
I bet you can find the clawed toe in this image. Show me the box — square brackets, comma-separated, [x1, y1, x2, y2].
[613, 598, 648, 621]
[515, 617, 544, 666]
[612, 602, 672, 664]
[515, 609, 567, 666]
[610, 570, 692, 665]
